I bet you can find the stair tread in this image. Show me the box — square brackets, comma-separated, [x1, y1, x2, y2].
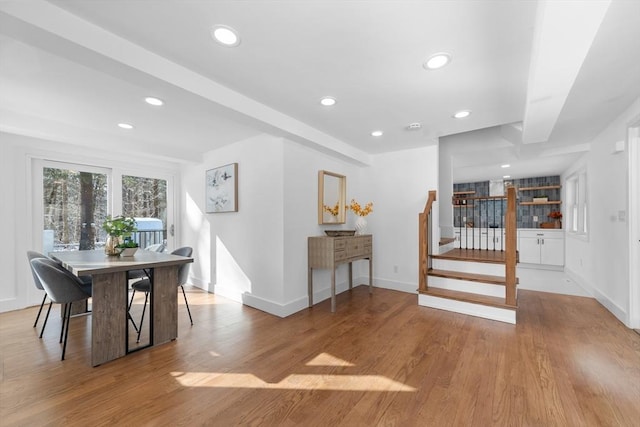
[431, 249, 506, 264]
[420, 287, 517, 310]
[428, 269, 519, 285]
[439, 237, 456, 246]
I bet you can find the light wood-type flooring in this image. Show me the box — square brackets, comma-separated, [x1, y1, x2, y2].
[1, 286, 639, 426]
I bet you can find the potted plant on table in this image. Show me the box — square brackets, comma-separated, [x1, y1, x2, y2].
[102, 215, 138, 256]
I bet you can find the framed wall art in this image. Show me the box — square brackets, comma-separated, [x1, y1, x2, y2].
[206, 163, 238, 213]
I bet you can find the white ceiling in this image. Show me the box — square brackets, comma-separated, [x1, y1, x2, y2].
[1, 1, 639, 179]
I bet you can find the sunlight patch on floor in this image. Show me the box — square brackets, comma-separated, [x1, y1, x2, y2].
[306, 352, 355, 367]
[171, 372, 416, 391]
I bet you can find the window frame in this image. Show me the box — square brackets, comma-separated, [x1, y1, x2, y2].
[565, 169, 589, 239]
[32, 157, 176, 254]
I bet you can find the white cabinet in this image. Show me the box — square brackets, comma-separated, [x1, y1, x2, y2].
[455, 228, 505, 250]
[518, 229, 564, 266]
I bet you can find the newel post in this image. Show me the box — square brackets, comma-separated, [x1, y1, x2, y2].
[505, 186, 517, 306]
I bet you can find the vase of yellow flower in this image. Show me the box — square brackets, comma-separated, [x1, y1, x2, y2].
[349, 199, 373, 235]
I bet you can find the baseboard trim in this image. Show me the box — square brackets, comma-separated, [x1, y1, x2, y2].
[368, 277, 417, 294]
[565, 267, 628, 326]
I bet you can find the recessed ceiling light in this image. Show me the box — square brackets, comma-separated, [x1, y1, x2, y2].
[503, 175, 511, 179]
[211, 25, 240, 47]
[118, 123, 134, 129]
[145, 97, 164, 106]
[320, 96, 336, 107]
[371, 130, 383, 137]
[501, 164, 511, 168]
[423, 52, 451, 70]
[453, 110, 471, 119]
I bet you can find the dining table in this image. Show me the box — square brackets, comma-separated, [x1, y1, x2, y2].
[51, 249, 193, 366]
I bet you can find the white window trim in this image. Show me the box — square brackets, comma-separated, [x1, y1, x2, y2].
[30, 154, 178, 254]
[565, 169, 589, 241]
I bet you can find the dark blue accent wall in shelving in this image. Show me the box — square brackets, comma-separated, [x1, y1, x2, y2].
[453, 176, 561, 229]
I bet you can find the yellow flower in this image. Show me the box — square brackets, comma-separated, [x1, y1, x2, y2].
[349, 199, 373, 217]
[323, 203, 340, 216]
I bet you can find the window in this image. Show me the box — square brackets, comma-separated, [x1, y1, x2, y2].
[122, 175, 168, 248]
[42, 163, 110, 253]
[566, 170, 588, 236]
[37, 160, 174, 253]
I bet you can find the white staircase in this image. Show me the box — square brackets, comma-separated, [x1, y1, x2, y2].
[418, 251, 517, 324]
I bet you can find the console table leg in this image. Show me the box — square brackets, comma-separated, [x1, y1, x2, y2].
[348, 263, 353, 290]
[369, 256, 373, 294]
[308, 267, 313, 307]
[331, 268, 336, 313]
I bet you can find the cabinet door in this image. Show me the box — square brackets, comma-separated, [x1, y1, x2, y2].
[460, 229, 472, 249]
[540, 237, 564, 266]
[478, 230, 489, 250]
[519, 237, 541, 264]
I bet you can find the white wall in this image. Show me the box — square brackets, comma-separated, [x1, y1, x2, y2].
[0, 136, 23, 311]
[563, 97, 640, 327]
[181, 134, 287, 313]
[364, 146, 439, 293]
[282, 140, 365, 314]
[181, 135, 439, 317]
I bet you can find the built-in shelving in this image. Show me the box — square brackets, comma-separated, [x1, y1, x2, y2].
[520, 201, 562, 206]
[519, 185, 561, 191]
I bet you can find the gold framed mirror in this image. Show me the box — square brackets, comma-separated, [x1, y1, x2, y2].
[318, 170, 346, 224]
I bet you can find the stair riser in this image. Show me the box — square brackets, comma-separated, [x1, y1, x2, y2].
[432, 259, 505, 276]
[418, 294, 516, 324]
[437, 241, 457, 254]
[428, 276, 505, 298]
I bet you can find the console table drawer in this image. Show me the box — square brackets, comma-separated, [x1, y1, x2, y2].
[346, 241, 371, 258]
[334, 250, 348, 262]
[335, 240, 348, 250]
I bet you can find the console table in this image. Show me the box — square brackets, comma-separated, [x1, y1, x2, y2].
[308, 234, 373, 312]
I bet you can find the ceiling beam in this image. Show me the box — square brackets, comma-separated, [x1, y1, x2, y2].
[0, 1, 372, 165]
[522, 0, 611, 144]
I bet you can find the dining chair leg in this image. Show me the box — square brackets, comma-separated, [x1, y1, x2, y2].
[128, 289, 136, 310]
[39, 301, 53, 338]
[59, 303, 67, 343]
[61, 302, 72, 361]
[136, 292, 149, 343]
[128, 312, 139, 333]
[127, 290, 139, 333]
[181, 285, 193, 325]
[33, 294, 48, 328]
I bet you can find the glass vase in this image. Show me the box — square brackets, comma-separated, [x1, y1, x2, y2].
[104, 235, 122, 256]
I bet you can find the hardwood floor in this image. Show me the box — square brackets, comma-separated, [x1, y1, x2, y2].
[1, 286, 639, 426]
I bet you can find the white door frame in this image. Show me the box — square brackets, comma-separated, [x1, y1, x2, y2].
[628, 119, 640, 329]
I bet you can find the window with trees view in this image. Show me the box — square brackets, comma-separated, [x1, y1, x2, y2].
[42, 164, 169, 252]
[43, 166, 108, 251]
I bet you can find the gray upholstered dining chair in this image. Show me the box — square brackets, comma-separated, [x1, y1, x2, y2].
[129, 246, 193, 342]
[27, 251, 51, 333]
[27, 251, 92, 338]
[127, 243, 165, 281]
[30, 258, 93, 360]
